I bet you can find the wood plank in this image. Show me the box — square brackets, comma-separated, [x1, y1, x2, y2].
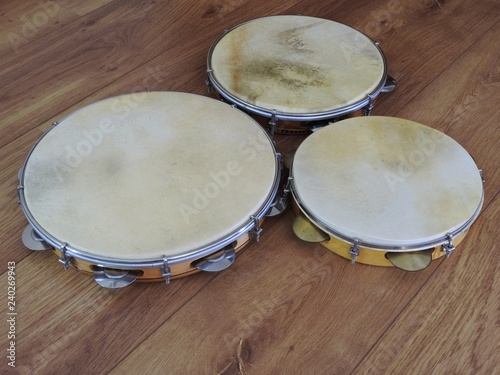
[0, 0, 118, 57]
[0, 1, 79, 57]
[368, 0, 500, 117]
[352, 194, 500, 375]
[56, 0, 116, 17]
[108, 209, 444, 374]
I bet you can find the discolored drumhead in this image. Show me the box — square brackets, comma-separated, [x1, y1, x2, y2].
[20, 92, 277, 260]
[208, 15, 386, 117]
[291, 116, 483, 250]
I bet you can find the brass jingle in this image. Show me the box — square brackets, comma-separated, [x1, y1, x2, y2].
[386, 249, 433, 272]
[292, 214, 329, 243]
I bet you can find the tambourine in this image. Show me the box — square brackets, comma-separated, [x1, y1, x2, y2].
[289, 116, 484, 271]
[18, 92, 281, 287]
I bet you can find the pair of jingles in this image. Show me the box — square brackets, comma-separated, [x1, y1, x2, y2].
[18, 16, 484, 288]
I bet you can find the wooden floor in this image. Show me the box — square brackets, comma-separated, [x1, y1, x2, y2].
[1, 0, 499, 374]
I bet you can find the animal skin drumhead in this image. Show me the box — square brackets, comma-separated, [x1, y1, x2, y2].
[21, 92, 277, 260]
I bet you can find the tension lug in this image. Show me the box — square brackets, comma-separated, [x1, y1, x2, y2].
[442, 233, 455, 258]
[161, 256, 171, 284]
[349, 239, 361, 264]
[250, 215, 262, 241]
[58, 244, 72, 270]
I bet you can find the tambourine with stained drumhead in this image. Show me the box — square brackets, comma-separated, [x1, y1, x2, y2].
[288, 116, 484, 271]
[206, 15, 396, 135]
[18, 92, 281, 288]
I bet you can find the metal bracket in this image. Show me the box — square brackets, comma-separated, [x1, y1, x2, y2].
[58, 244, 72, 270]
[161, 256, 171, 284]
[268, 110, 278, 135]
[266, 155, 290, 217]
[283, 176, 293, 204]
[442, 233, 455, 258]
[348, 239, 361, 264]
[16, 184, 24, 204]
[250, 215, 262, 241]
[381, 75, 397, 93]
[269, 176, 293, 216]
[283, 176, 292, 195]
[362, 94, 375, 116]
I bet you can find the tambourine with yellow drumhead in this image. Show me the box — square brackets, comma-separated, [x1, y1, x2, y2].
[207, 15, 396, 134]
[18, 92, 281, 287]
[289, 116, 484, 271]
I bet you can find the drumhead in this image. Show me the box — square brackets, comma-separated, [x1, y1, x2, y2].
[208, 15, 386, 119]
[291, 116, 484, 250]
[20, 92, 278, 260]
